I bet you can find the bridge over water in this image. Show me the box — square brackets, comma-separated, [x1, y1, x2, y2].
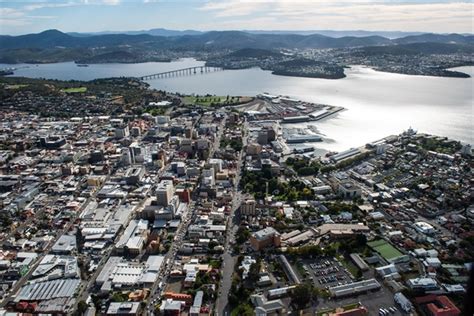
[139, 66, 223, 80]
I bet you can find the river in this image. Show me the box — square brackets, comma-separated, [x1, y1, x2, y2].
[2, 58, 472, 152]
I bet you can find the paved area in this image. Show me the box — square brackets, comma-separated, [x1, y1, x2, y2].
[316, 284, 401, 315]
[215, 120, 247, 316]
[301, 257, 354, 290]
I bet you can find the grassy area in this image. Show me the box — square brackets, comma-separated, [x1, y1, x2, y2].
[61, 87, 87, 93]
[295, 261, 307, 279]
[184, 95, 251, 107]
[337, 255, 359, 277]
[5, 84, 28, 89]
[317, 302, 361, 316]
[230, 303, 254, 316]
[146, 108, 167, 116]
[368, 239, 403, 261]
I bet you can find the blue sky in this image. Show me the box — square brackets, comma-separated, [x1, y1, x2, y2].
[0, 0, 472, 35]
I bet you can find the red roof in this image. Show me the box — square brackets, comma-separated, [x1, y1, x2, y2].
[418, 295, 461, 316]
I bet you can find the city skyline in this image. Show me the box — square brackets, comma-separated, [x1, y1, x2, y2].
[1, 0, 473, 35]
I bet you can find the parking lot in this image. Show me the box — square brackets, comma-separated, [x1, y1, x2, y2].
[300, 257, 354, 290]
[316, 287, 404, 316]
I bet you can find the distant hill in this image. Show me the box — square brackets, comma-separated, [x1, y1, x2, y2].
[75, 51, 138, 63]
[246, 30, 426, 39]
[69, 29, 439, 39]
[394, 33, 474, 45]
[1, 29, 473, 64]
[2, 29, 473, 51]
[358, 42, 474, 56]
[0, 30, 159, 49]
[69, 28, 203, 37]
[228, 48, 283, 58]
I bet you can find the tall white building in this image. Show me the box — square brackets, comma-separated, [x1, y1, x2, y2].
[208, 158, 223, 174]
[156, 180, 174, 206]
[129, 143, 144, 164]
[202, 168, 215, 187]
[461, 144, 472, 157]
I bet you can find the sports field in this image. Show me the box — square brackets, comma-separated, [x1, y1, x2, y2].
[368, 239, 403, 261]
[61, 87, 87, 93]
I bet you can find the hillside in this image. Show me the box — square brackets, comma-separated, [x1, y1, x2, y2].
[1, 30, 473, 64]
[228, 48, 283, 58]
[2, 29, 472, 52]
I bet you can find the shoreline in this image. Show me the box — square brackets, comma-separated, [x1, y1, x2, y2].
[2, 59, 472, 80]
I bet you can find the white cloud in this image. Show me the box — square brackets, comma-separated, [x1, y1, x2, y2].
[198, 0, 474, 32]
[23, 2, 79, 11]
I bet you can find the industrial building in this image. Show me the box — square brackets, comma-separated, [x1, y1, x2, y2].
[328, 278, 381, 298]
[394, 292, 413, 313]
[349, 253, 369, 271]
[278, 255, 301, 285]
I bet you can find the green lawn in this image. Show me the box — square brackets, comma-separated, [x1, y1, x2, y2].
[6, 84, 28, 89]
[184, 95, 251, 106]
[61, 87, 87, 93]
[368, 239, 403, 260]
[338, 255, 359, 277]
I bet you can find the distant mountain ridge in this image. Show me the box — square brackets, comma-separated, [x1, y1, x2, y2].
[1, 29, 473, 51]
[68, 28, 203, 37]
[0, 29, 473, 64]
[65, 28, 472, 39]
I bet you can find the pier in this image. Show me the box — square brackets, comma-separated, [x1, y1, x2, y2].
[140, 66, 223, 80]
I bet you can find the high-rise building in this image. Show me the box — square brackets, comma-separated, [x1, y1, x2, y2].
[257, 130, 268, 145]
[156, 180, 174, 206]
[115, 125, 129, 139]
[129, 143, 144, 164]
[130, 126, 141, 137]
[461, 144, 472, 157]
[240, 199, 257, 216]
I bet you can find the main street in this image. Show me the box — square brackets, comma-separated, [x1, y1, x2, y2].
[145, 114, 227, 315]
[145, 199, 194, 314]
[216, 119, 248, 316]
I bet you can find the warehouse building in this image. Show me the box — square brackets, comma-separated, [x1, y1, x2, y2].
[349, 253, 369, 271]
[279, 255, 301, 285]
[329, 278, 381, 298]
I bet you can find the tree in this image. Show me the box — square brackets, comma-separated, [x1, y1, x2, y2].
[291, 284, 312, 309]
[233, 304, 254, 316]
[76, 300, 88, 315]
[301, 187, 313, 200]
[287, 189, 298, 201]
[76, 228, 83, 253]
[355, 234, 367, 247]
[111, 292, 127, 302]
[236, 226, 251, 244]
[208, 240, 218, 250]
[248, 261, 260, 281]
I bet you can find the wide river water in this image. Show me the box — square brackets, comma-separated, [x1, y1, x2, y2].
[3, 58, 473, 152]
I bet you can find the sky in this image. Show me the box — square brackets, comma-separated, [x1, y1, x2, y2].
[0, 0, 473, 35]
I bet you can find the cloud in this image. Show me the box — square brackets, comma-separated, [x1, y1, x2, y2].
[23, 2, 79, 11]
[0, 0, 121, 31]
[198, 0, 474, 32]
[21, 0, 121, 10]
[200, 1, 268, 17]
